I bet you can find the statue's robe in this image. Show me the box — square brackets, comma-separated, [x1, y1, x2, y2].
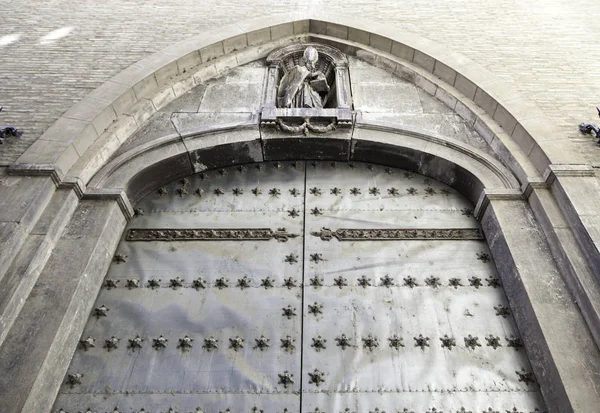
[277, 65, 327, 108]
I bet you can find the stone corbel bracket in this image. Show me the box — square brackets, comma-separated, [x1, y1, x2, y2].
[261, 42, 353, 130]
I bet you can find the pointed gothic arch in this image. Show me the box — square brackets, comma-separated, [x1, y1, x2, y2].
[1, 14, 599, 413]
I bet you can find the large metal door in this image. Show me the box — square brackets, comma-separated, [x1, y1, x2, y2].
[53, 161, 546, 413]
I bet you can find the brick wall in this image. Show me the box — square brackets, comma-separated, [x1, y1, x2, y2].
[1, 0, 599, 165]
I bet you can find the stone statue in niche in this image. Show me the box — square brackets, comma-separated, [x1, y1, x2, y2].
[277, 46, 330, 108]
[261, 43, 353, 134]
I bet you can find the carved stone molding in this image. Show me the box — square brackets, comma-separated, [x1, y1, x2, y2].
[310, 227, 484, 241]
[126, 228, 299, 242]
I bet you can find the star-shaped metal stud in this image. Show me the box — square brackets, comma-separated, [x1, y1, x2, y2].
[380, 275, 395, 288]
[516, 368, 536, 385]
[335, 334, 352, 350]
[147, 278, 161, 289]
[309, 187, 322, 196]
[362, 334, 379, 351]
[288, 208, 300, 218]
[387, 187, 399, 196]
[308, 302, 323, 316]
[253, 335, 270, 351]
[215, 277, 229, 289]
[425, 276, 441, 288]
[311, 336, 327, 352]
[477, 252, 491, 262]
[192, 278, 206, 290]
[406, 187, 417, 195]
[260, 277, 274, 289]
[485, 334, 502, 349]
[424, 187, 436, 195]
[350, 187, 361, 196]
[448, 277, 462, 288]
[251, 187, 262, 196]
[232, 187, 243, 196]
[214, 188, 224, 196]
[464, 334, 481, 350]
[495, 304, 511, 317]
[357, 275, 371, 288]
[285, 253, 298, 264]
[93, 305, 109, 318]
[203, 336, 219, 351]
[402, 276, 417, 288]
[311, 207, 323, 216]
[79, 336, 96, 351]
[152, 335, 168, 350]
[126, 279, 140, 289]
[308, 369, 325, 386]
[468, 276, 483, 288]
[486, 277, 501, 288]
[104, 336, 120, 351]
[369, 187, 380, 195]
[169, 276, 184, 289]
[104, 279, 119, 289]
[283, 277, 297, 289]
[388, 334, 404, 350]
[310, 253, 324, 263]
[333, 276, 348, 288]
[440, 334, 456, 350]
[229, 336, 244, 351]
[178, 335, 194, 351]
[280, 335, 296, 353]
[289, 188, 300, 197]
[506, 335, 523, 350]
[128, 335, 143, 351]
[414, 334, 430, 350]
[236, 275, 251, 289]
[330, 187, 342, 195]
[309, 276, 324, 287]
[278, 370, 294, 388]
[282, 305, 297, 319]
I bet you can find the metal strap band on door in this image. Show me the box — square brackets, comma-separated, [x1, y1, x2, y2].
[126, 227, 483, 242]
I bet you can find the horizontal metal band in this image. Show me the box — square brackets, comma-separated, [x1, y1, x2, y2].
[126, 228, 299, 242]
[311, 227, 484, 241]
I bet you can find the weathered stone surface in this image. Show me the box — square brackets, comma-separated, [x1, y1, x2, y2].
[172, 112, 254, 136]
[0, 189, 79, 349]
[0, 200, 126, 413]
[482, 198, 600, 412]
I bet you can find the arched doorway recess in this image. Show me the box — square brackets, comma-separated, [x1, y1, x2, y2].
[53, 160, 546, 413]
[1, 15, 599, 413]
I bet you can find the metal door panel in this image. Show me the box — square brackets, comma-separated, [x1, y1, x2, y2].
[55, 393, 299, 413]
[301, 392, 545, 413]
[54, 161, 545, 413]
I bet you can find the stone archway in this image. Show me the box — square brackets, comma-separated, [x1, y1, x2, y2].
[1, 15, 599, 413]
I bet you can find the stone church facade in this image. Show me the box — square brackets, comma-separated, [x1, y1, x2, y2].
[1, 8, 600, 413]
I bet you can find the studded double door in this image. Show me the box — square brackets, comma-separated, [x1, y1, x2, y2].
[54, 161, 546, 413]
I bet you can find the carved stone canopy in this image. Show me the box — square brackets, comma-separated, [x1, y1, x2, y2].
[261, 43, 353, 133]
